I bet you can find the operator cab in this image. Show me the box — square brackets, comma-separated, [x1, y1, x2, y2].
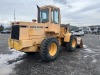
[37, 5, 60, 24]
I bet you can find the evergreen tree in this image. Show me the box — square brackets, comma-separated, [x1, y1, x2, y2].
[0, 24, 4, 32]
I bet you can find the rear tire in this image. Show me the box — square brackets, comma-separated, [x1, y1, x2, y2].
[66, 36, 77, 52]
[40, 37, 59, 62]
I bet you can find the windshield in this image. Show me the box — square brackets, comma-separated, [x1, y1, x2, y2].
[39, 9, 49, 23]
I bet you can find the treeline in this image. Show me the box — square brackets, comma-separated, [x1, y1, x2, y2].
[0, 24, 11, 32]
[0, 25, 4, 32]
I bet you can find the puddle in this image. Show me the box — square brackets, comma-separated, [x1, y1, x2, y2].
[0, 49, 25, 75]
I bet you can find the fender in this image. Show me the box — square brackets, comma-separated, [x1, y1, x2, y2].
[64, 33, 71, 42]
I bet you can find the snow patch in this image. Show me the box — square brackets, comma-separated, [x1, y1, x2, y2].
[92, 58, 97, 63]
[0, 60, 23, 75]
[83, 45, 97, 63]
[85, 48, 92, 52]
[84, 55, 89, 58]
[0, 49, 25, 75]
[0, 49, 24, 65]
[83, 45, 87, 48]
[91, 54, 98, 63]
[83, 45, 95, 53]
[85, 48, 96, 53]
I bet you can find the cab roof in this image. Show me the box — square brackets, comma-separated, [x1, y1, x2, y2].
[40, 5, 60, 10]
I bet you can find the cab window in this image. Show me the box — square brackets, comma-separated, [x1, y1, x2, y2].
[52, 9, 59, 24]
[39, 9, 49, 23]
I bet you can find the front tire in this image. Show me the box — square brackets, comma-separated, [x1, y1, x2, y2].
[66, 36, 77, 52]
[40, 37, 59, 62]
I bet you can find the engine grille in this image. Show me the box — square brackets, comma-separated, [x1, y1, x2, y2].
[11, 25, 20, 40]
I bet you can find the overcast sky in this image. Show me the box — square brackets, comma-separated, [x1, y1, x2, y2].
[0, 0, 100, 26]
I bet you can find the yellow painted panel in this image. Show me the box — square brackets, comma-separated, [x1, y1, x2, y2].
[48, 24, 60, 33]
[20, 27, 29, 40]
[8, 38, 13, 48]
[8, 38, 44, 51]
[21, 45, 39, 52]
[64, 33, 71, 42]
[13, 40, 22, 50]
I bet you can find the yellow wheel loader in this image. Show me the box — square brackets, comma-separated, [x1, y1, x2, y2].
[8, 5, 83, 62]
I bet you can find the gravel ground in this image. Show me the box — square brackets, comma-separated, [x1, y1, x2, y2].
[0, 34, 100, 75]
[0, 34, 11, 54]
